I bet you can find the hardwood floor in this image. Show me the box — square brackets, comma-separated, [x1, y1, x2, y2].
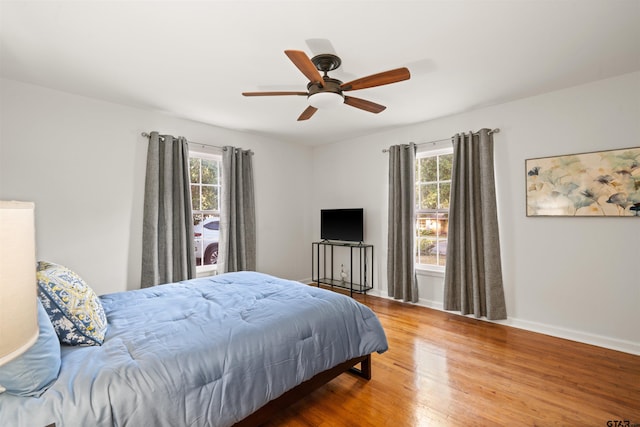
[263, 290, 640, 426]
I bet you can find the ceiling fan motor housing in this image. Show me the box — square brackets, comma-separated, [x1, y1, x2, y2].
[311, 54, 342, 73]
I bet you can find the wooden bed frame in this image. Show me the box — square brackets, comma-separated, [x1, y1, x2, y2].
[43, 356, 370, 427]
[233, 354, 372, 426]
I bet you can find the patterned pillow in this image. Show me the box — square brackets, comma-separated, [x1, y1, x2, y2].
[36, 261, 107, 346]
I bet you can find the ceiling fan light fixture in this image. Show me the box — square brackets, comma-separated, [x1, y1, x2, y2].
[307, 92, 344, 109]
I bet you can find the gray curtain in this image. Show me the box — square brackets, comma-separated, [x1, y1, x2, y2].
[218, 146, 256, 273]
[387, 143, 418, 303]
[443, 129, 507, 320]
[141, 132, 196, 288]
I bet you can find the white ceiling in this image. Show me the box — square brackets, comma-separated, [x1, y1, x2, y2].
[1, 1, 639, 146]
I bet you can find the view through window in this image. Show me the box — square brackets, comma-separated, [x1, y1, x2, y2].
[190, 153, 222, 267]
[415, 148, 453, 268]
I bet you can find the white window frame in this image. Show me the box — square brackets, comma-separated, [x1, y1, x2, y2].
[415, 145, 453, 274]
[189, 148, 222, 274]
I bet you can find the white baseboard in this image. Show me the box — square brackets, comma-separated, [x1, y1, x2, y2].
[496, 317, 640, 356]
[303, 280, 639, 355]
[415, 299, 639, 355]
[366, 288, 444, 310]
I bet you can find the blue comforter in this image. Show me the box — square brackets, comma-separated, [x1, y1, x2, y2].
[0, 272, 388, 426]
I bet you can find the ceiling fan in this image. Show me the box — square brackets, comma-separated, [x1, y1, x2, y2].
[242, 50, 410, 121]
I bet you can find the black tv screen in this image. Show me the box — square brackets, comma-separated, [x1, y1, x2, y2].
[321, 208, 364, 242]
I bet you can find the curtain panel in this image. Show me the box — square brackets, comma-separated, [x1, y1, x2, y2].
[141, 132, 196, 288]
[218, 146, 256, 273]
[387, 143, 418, 303]
[443, 129, 507, 320]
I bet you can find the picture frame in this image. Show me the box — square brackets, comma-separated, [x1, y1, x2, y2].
[525, 146, 640, 217]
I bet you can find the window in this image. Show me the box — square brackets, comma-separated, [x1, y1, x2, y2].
[415, 148, 453, 269]
[189, 152, 222, 269]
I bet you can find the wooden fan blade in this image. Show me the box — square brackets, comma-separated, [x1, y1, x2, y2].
[340, 67, 410, 91]
[285, 50, 324, 87]
[242, 91, 308, 96]
[344, 96, 386, 114]
[297, 105, 318, 121]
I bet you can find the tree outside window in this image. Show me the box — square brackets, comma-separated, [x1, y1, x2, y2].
[415, 149, 453, 268]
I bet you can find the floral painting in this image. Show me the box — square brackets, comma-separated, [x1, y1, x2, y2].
[526, 147, 640, 217]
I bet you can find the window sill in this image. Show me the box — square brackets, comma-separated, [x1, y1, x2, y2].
[196, 264, 218, 278]
[416, 266, 445, 278]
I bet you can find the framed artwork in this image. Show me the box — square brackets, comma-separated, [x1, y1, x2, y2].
[526, 146, 640, 217]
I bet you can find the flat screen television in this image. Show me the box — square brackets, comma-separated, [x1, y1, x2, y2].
[320, 208, 364, 242]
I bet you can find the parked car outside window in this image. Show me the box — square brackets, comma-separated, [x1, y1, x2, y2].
[194, 217, 219, 265]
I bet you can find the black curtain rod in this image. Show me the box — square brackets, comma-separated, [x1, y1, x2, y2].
[382, 128, 500, 153]
[141, 132, 224, 151]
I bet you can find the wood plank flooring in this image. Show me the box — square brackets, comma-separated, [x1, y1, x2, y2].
[263, 289, 640, 426]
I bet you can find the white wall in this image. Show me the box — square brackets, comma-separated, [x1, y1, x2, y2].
[311, 72, 640, 354]
[2, 73, 638, 354]
[0, 79, 313, 295]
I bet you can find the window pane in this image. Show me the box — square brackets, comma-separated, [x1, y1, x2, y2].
[194, 215, 220, 267]
[436, 212, 449, 239]
[439, 183, 451, 209]
[435, 238, 447, 267]
[419, 157, 437, 182]
[201, 186, 215, 210]
[201, 159, 218, 185]
[193, 213, 203, 267]
[416, 212, 439, 237]
[416, 215, 429, 263]
[190, 158, 200, 184]
[435, 212, 449, 266]
[211, 187, 219, 211]
[415, 212, 434, 265]
[415, 237, 430, 265]
[439, 153, 453, 181]
[416, 214, 428, 237]
[191, 185, 200, 210]
[420, 183, 438, 209]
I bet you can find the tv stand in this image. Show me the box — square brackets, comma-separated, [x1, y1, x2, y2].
[312, 241, 373, 297]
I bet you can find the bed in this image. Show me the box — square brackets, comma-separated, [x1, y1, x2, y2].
[0, 270, 388, 427]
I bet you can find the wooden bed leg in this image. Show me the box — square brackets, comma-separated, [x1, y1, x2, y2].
[348, 354, 371, 380]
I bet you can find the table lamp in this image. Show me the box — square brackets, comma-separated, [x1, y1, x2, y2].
[0, 201, 39, 366]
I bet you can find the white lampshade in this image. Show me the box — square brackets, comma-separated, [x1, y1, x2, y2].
[308, 91, 344, 109]
[0, 201, 39, 366]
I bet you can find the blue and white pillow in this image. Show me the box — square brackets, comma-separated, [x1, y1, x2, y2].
[0, 299, 61, 397]
[36, 261, 107, 346]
